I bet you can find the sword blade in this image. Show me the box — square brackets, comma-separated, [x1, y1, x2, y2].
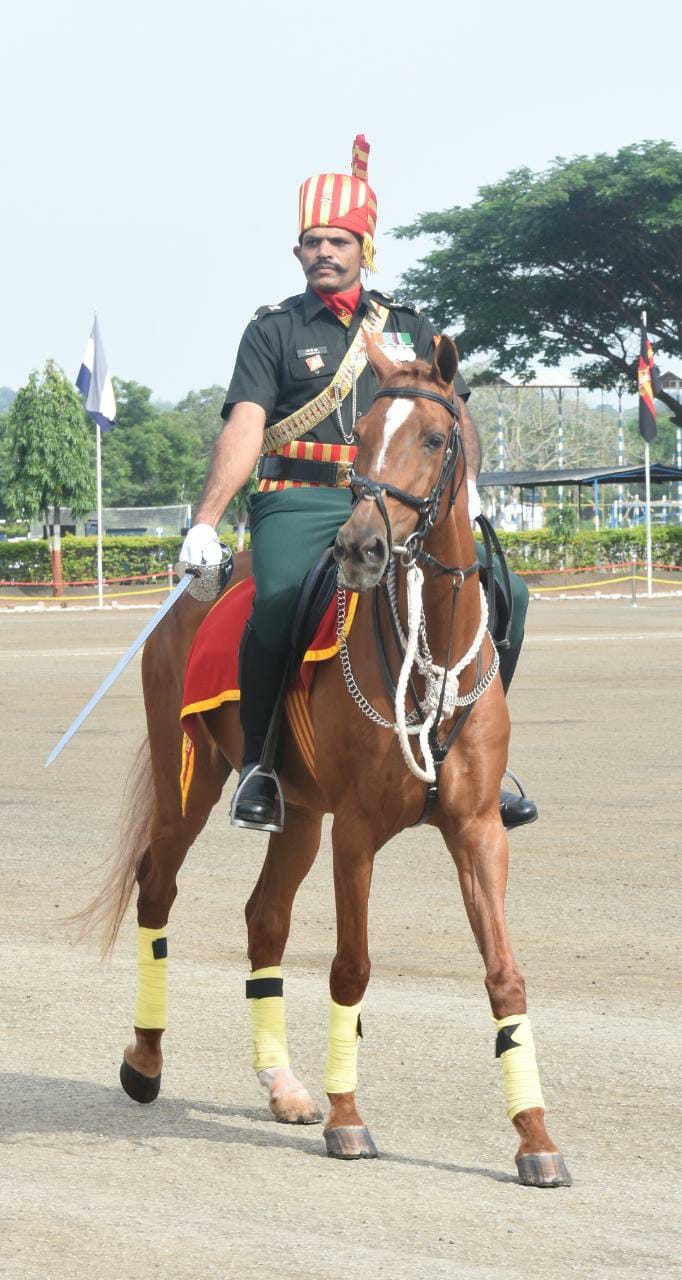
[45, 572, 195, 768]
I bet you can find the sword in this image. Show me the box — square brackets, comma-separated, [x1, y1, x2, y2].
[45, 570, 199, 768]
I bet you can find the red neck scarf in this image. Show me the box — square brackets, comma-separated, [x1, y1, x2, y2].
[313, 284, 362, 328]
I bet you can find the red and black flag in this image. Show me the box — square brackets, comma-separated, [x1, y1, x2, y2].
[638, 321, 661, 443]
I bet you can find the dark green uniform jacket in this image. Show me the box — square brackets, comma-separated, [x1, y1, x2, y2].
[222, 285, 469, 440]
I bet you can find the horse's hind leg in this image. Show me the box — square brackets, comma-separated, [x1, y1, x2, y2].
[441, 813, 571, 1187]
[245, 804, 323, 1124]
[121, 731, 227, 1104]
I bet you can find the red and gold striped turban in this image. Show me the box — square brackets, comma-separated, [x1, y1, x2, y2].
[298, 135, 378, 271]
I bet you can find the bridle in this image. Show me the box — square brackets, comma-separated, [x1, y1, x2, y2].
[338, 378, 504, 822]
[348, 384, 472, 576]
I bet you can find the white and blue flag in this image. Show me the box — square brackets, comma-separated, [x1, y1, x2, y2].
[76, 315, 116, 431]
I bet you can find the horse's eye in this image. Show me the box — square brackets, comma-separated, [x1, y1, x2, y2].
[425, 433, 445, 452]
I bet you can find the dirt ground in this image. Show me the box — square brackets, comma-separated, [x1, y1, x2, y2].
[1, 597, 680, 1280]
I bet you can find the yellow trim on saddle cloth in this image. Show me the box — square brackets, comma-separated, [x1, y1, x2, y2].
[305, 591, 358, 661]
[262, 302, 389, 452]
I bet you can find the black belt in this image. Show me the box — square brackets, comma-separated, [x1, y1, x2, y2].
[258, 455, 353, 486]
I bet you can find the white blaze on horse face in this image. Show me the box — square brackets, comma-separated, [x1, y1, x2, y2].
[375, 398, 413, 474]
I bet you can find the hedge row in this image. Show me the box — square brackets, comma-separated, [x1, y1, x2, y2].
[491, 526, 682, 571]
[1, 526, 680, 583]
[0, 532, 241, 584]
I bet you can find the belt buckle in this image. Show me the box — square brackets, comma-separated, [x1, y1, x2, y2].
[336, 460, 352, 487]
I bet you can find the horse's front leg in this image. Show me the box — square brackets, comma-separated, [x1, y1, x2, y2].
[245, 803, 323, 1124]
[442, 810, 571, 1187]
[322, 814, 379, 1160]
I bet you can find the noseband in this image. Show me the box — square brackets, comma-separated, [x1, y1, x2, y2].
[348, 384, 466, 566]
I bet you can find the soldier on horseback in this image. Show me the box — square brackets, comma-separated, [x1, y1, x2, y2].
[179, 136, 536, 834]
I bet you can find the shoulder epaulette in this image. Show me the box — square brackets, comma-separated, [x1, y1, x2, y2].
[249, 294, 303, 322]
[369, 289, 420, 315]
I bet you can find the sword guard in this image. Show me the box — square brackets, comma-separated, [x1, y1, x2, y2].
[175, 550, 233, 601]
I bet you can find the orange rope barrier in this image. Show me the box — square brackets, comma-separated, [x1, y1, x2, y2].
[515, 560, 681, 577]
[0, 584, 171, 602]
[0, 570, 171, 588]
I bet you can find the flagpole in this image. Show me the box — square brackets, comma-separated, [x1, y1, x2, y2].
[96, 423, 104, 608]
[644, 438, 653, 598]
[639, 310, 654, 599]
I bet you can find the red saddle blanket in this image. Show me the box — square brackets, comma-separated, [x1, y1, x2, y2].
[179, 576, 358, 809]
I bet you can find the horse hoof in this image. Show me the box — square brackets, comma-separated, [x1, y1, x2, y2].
[119, 1059, 161, 1104]
[273, 1101, 323, 1125]
[324, 1125, 379, 1160]
[516, 1152, 572, 1187]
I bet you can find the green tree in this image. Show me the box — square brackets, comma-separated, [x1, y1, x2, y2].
[5, 361, 95, 589]
[174, 385, 225, 460]
[395, 141, 682, 431]
[101, 379, 206, 507]
[0, 411, 11, 519]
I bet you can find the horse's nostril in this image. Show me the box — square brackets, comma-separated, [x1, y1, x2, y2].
[364, 536, 386, 564]
[333, 532, 349, 563]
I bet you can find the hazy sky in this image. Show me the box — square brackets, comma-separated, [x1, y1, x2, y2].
[2, 0, 681, 402]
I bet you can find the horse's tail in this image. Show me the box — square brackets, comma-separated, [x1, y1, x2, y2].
[73, 737, 156, 957]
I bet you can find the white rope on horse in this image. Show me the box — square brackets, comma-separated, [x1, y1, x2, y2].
[337, 565, 498, 783]
[394, 564, 490, 783]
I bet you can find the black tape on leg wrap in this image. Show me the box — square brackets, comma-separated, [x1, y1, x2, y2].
[495, 1023, 521, 1058]
[152, 937, 168, 960]
[245, 977, 284, 999]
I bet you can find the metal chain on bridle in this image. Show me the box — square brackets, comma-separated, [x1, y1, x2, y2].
[336, 382, 499, 785]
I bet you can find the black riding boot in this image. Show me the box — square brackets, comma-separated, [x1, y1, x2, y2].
[497, 638, 539, 830]
[231, 625, 289, 833]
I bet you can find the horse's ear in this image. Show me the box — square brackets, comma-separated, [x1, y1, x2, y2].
[432, 335, 458, 388]
[366, 332, 396, 383]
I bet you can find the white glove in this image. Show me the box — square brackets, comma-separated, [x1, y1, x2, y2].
[179, 522, 222, 567]
[467, 479, 482, 523]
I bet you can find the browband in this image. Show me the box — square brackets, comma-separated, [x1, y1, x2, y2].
[374, 386, 459, 420]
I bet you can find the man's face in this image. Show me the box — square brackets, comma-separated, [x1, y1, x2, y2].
[294, 227, 363, 292]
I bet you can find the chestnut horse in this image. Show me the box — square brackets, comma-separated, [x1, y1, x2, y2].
[87, 335, 570, 1187]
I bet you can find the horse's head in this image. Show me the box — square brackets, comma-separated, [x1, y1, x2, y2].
[334, 334, 462, 591]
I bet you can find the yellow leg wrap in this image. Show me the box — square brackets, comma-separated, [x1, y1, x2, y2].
[248, 966, 289, 1072]
[133, 927, 168, 1030]
[324, 999, 362, 1094]
[494, 1013, 545, 1120]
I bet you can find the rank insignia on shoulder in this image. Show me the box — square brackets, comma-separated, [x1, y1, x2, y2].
[268, 303, 282, 311]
